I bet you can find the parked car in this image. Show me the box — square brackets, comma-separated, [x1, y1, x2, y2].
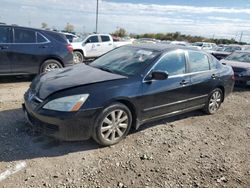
[71, 34, 132, 64]
[62, 32, 79, 43]
[208, 45, 242, 60]
[221, 51, 250, 86]
[0, 25, 74, 75]
[192, 42, 217, 50]
[23, 44, 234, 146]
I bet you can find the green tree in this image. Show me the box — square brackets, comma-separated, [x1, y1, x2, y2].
[41, 22, 48, 29]
[64, 23, 75, 33]
[112, 28, 127, 37]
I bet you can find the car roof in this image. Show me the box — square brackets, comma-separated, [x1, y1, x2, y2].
[129, 43, 202, 52]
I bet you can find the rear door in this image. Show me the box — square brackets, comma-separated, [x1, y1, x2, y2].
[11, 28, 42, 74]
[0, 26, 12, 74]
[84, 35, 102, 57]
[186, 50, 218, 108]
[100, 35, 113, 55]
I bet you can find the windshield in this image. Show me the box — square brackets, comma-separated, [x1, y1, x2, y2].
[90, 46, 159, 76]
[74, 34, 88, 42]
[225, 52, 250, 63]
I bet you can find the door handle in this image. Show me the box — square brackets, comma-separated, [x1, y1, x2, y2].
[211, 74, 218, 79]
[0, 46, 8, 50]
[108, 43, 112, 46]
[180, 80, 189, 85]
[96, 44, 101, 46]
[39, 45, 48, 49]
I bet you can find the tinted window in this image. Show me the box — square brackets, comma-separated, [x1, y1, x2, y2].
[47, 32, 67, 43]
[14, 28, 36, 43]
[154, 51, 186, 76]
[101, 35, 110, 42]
[188, 51, 210, 72]
[0, 27, 12, 43]
[86, 36, 99, 43]
[37, 33, 47, 43]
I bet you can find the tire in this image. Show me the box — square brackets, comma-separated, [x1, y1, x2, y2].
[73, 51, 84, 64]
[204, 88, 223, 115]
[93, 103, 132, 146]
[40, 59, 63, 73]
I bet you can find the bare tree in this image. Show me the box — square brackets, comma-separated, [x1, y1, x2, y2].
[64, 23, 75, 33]
[41, 22, 48, 29]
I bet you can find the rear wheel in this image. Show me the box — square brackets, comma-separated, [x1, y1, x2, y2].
[40, 59, 62, 73]
[73, 51, 84, 64]
[204, 88, 223, 114]
[93, 103, 132, 146]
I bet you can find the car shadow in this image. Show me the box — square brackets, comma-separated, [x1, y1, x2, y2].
[0, 108, 100, 162]
[0, 75, 35, 83]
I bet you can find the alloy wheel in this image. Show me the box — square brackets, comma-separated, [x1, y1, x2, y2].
[44, 63, 60, 72]
[100, 110, 129, 142]
[208, 91, 222, 113]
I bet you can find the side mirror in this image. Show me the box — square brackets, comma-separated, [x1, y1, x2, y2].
[147, 70, 169, 81]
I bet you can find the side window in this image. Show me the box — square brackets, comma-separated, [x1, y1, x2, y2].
[86, 36, 99, 43]
[101, 35, 110, 42]
[37, 33, 47, 43]
[14, 28, 36, 43]
[154, 51, 186, 76]
[188, 51, 210, 72]
[210, 56, 218, 69]
[0, 27, 12, 43]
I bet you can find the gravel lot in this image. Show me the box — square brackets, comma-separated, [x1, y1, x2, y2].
[0, 76, 250, 188]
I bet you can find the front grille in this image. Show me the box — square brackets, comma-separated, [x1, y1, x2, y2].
[27, 113, 59, 133]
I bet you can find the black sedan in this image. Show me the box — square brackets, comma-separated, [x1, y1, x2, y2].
[221, 51, 250, 86]
[23, 44, 235, 146]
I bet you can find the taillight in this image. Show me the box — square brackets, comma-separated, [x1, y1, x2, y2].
[232, 74, 235, 80]
[67, 44, 74, 53]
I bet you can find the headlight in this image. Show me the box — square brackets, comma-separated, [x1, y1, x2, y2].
[240, 69, 250, 77]
[43, 94, 89, 112]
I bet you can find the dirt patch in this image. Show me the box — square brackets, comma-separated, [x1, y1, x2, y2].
[0, 77, 249, 188]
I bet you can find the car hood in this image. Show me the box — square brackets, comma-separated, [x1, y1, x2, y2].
[220, 59, 250, 69]
[31, 64, 127, 99]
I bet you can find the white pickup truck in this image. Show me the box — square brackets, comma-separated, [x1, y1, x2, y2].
[71, 34, 132, 63]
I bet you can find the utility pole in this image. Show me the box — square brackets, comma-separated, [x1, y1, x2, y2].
[95, 0, 99, 33]
[239, 31, 243, 43]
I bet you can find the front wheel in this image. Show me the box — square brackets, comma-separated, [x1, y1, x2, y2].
[73, 51, 84, 64]
[204, 88, 223, 114]
[93, 103, 132, 146]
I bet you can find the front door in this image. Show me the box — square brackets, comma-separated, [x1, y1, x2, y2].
[140, 50, 192, 121]
[84, 35, 102, 58]
[0, 26, 12, 74]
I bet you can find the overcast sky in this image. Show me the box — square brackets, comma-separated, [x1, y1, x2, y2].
[2, 0, 250, 42]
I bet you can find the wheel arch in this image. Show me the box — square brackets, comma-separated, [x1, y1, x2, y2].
[215, 85, 225, 102]
[73, 49, 84, 56]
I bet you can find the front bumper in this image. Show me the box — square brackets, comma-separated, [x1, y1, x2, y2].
[23, 98, 102, 141]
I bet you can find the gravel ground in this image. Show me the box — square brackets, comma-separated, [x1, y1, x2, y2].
[0, 76, 249, 188]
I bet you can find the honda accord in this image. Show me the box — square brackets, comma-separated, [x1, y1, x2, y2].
[23, 44, 235, 146]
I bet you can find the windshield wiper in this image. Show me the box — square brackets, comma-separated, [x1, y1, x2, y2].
[98, 67, 115, 74]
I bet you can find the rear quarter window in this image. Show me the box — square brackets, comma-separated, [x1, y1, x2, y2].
[45, 31, 68, 43]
